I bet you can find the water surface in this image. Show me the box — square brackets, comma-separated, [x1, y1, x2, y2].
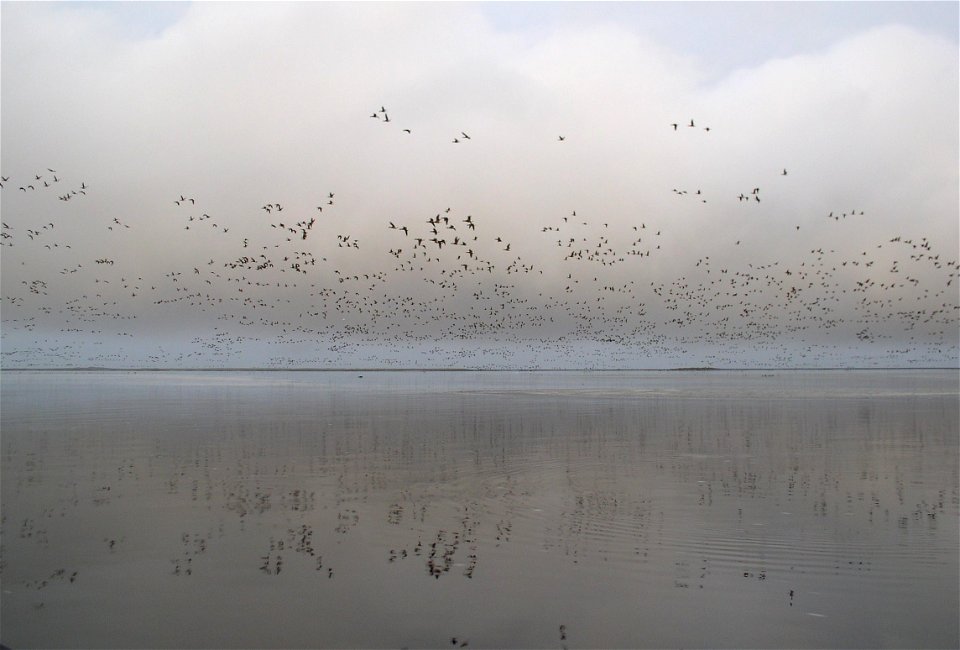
[2, 370, 957, 648]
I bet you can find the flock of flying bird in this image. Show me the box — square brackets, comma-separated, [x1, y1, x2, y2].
[1, 111, 957, 368]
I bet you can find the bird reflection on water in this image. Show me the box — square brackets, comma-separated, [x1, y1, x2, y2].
[0, 369, 957, 648]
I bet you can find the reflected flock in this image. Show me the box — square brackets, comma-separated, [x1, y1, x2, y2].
[2, 370, 957, 648]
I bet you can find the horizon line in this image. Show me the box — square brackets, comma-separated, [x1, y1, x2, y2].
[2, 366, 958, 373]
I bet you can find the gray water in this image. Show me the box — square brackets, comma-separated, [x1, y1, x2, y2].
[1, 370, 957, 649]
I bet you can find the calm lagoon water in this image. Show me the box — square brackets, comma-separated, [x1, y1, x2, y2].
[1, 370, 957, 649]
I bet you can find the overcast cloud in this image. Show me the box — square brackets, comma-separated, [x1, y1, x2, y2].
[1, 2, 957, 368]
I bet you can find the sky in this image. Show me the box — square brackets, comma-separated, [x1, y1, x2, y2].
[1, 1, 958, 369]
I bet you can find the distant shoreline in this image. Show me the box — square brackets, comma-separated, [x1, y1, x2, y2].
[1, 366, 957, 372]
